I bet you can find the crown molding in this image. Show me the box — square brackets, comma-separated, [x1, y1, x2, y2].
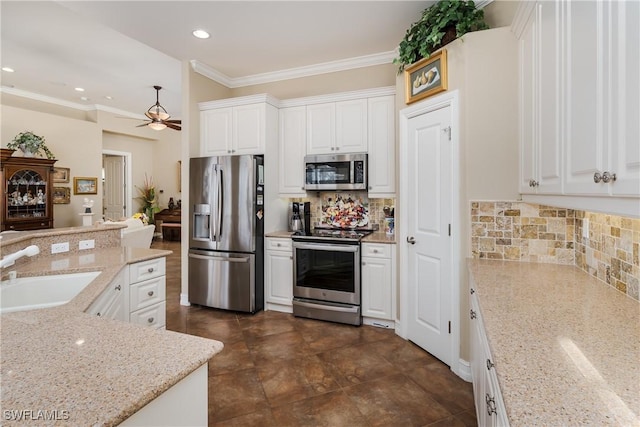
[475, 0, 494, 9]
[191, 50, 397, 89]
[199, 93, 281, 110]
[279, 86, 396, 108]
[0, 86, 144, 119]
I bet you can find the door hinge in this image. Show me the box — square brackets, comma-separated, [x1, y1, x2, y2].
[448, 321, 451, 334]
[448, 224, 451, 236]
[443, 126, 451, 141]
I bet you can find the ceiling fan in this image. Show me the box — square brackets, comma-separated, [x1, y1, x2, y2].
[139, 85, 181, 131]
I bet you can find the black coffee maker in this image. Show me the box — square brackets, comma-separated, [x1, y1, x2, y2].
[290, 202, 311, 235]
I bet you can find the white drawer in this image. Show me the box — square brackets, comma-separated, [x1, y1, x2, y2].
[130, 301, 166, 329]
[266, 238, 292, 252]
[129, 257, 166, 284]
[361, 243, 391, 258]
[130, 276, 166, 312]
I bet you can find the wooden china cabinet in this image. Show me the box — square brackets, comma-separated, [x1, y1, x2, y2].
[1, 148, 57, 231]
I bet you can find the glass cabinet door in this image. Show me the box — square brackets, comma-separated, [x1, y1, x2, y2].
[6, 169, 48, 220]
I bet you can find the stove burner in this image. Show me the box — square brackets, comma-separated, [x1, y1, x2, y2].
[292, 226, 374, 242]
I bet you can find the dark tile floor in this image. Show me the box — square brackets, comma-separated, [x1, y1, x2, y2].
[152, 239, 477, 427]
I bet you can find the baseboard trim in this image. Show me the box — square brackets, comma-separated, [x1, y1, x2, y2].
[180, 293, 191, 307]
[457, 358, 472, 382]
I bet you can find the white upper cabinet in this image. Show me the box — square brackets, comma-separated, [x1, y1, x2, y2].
[199, 95, 278, 157]
[516, 0, 639, 216]
[367, 95, 396, 196]
[279, 106, 307, 196]
[519, 2, 562, 195]
[306, 99, 367, 155]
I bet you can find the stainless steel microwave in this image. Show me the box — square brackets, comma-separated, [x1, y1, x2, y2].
[304, 153, 367, 191]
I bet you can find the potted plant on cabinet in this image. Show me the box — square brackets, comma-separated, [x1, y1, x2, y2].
[394, 0, 489, 73]
[6, 131, 56, 159]
[135, 174, 160, 224]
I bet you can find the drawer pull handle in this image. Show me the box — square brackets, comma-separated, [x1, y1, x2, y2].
[276, 243, 281, 247]
[147, 317, 154, 323]
[373, 249, 379, 253]
[147, 267, 154, 273]
[148, 291, 154, 297]
[486, 359, 494, 370]
[115, 285, 121, 291]
[470, 309, 477, 319]
[485, 394, 497, 416]
[470, 288, 475, 294]
[96, 312, 101, 317]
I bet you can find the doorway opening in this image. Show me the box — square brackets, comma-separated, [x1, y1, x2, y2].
[102, 150, 132, 221]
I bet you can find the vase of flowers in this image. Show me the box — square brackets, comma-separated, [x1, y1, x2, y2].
[136, 174, 160, 223]
[6, 131, 55, 159]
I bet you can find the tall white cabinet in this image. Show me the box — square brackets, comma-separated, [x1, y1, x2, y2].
[516, 0, 639, 216]
[278, 106, 307, 196]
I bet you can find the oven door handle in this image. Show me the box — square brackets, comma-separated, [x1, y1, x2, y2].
[293, 242, 359, 252]
[294, 300, 360, 314]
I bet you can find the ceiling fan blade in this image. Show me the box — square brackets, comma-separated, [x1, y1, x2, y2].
[165, 122, 182, 131]
[164, 119, 181, 124]
[136, 122, 151, 127]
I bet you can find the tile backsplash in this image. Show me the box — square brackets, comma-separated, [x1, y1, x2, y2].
[471, 201, 640, 301]
[290, 193, 394, 229]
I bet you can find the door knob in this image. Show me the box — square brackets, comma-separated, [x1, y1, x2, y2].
[407, 236, 416, 245]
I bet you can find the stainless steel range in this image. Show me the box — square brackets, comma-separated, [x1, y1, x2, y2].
[291, 226, 373, 325]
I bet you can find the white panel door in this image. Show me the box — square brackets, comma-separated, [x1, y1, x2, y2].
[406, 105, 452, 366]
[306, 103, 336, 155]
[265, 249, 293, 306]
[564, 0, 609, 195]
[233, 103, 265, 155]
[201, 108, 232, 156]
[361, 256, 392, 320]
[611, 0, 640, 197]
[368, 95, 396, 196]
[278, 106, 307, 195]
[103, 154, 125, 221]
[335, 99, 367, 153]
[519, 10, 537, 194]
[536, 1, 562, 194]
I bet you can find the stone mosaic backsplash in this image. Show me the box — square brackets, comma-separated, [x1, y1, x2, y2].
[471, 201, 640, 301]
[290, 193, 394, 229]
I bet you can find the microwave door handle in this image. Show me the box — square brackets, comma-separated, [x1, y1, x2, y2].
[350, 161, 354, 184]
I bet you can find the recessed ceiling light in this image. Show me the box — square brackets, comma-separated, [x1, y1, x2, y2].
[74, 87, 85, 92]
[192, 29, 210, 39]
[2, 67, 14, 72]
[104, 95, 113, 100]
[80, 96, 89, 101]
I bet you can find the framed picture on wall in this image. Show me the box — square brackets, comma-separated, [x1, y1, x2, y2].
[404, 49, 448, 105]
[52, 187, 70, 204]
[73, 177, 98, 195]
[53, 167, 70, 183]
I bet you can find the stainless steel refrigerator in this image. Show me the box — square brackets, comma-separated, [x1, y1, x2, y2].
[188, 155, 265, 313]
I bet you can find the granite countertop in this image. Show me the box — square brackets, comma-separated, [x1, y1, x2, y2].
[467, 259, 640, 426]
[1, 247, 224, 426]
[265, 230, 396, 244]
[0, 224, 125, 245]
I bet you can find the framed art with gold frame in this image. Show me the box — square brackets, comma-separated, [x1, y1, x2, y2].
[52, 167, 70, 183]
[52, 187, 70, 204]
[404, 49, 448, 105]
[73, 177, 98, 195]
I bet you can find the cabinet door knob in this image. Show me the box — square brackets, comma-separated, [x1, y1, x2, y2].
[407, 236, 416, 245]
[373, 249, 378, 253]
[602, 171, 617, 183]
[470, 288, 475, 294]
[593, 172, 602, 183]
[369, 186, 372, 190]
[486, 358, 494, 370]
[96, 312, 102, 317]
[362, 262, 366, 266]
[147, 267, 154, 273]
[276, 243, 281, 247]
[227, 150, 231, 154]
[330, 147, 335, 151]
[148, 291, 154, 297]
[147, 317, 154, 323]
[115, 285, 121, 291]
[289, 256, 293, 260]
[302, 186, 305, 191]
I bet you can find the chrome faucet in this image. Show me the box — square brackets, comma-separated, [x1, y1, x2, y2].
[0, 245, 40, 269]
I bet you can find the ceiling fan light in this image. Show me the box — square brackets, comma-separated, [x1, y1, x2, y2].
[148, 122, 167, 131]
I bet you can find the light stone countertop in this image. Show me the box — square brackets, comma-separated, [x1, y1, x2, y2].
[1, 247, 224, 427]
[467, 259, 640, 426]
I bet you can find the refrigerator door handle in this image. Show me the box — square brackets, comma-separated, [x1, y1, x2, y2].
[210, 164, 217, 242]
[217, 167, 224, 241]
[188, 253, 250, 263]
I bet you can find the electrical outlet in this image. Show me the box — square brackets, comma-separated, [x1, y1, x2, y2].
[79, 239, 95, 250]
[51, 242, 69, 254]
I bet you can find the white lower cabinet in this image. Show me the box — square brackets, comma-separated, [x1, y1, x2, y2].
[265, 238, 293, 313]
[361, 243, 396, 326]
[469, 279, 509, 427]
[86, 268, 127, 321]
[88, 257, 166, 329]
